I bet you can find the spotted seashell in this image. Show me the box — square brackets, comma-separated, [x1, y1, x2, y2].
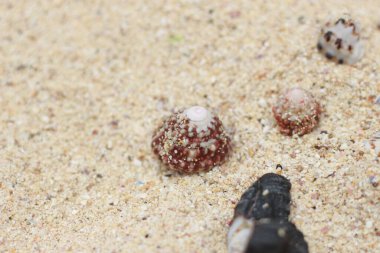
[152, 106, 231, 173]
[317, 16, 364, 64]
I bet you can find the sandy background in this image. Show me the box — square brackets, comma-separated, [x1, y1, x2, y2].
[0, 0, 379, 252]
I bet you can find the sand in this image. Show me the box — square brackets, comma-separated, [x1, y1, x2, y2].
[0, 0, 379, 252]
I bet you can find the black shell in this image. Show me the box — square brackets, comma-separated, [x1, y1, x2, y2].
[245, 219, 308, 253]
[230, 173, 309, 253]
[234, 173, 291, 220]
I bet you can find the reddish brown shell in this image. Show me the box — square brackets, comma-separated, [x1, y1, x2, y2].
[272, 88, 321, 136]
[151, 108, 231, 173]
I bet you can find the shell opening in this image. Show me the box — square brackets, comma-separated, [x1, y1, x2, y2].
[227, 216, 254, 253]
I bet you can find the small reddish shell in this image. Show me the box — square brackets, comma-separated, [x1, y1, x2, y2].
[272, 88, 321, 136]
[151, 106, 231, 173]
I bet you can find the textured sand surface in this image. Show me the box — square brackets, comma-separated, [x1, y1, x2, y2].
[0, 0, 379, 252]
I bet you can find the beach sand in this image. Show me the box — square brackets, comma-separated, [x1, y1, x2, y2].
[0, 0, 379, 252]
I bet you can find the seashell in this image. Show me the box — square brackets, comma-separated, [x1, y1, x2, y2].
[228, 173, 309, 253]
[317, 16, 364, 64]
[273, 88, 321, 136]
[152, 106, 231, 173]
[233, 173, 291, 220]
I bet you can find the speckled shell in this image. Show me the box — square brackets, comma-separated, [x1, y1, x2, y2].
[151, 109, 231, 173]
[272, 88, 321, 136]
[317, 17, 364, 64]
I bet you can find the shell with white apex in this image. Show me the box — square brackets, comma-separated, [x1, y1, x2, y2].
[317, 16, 364, 64]
[272, 88, 321, 136]
[151, 106, 231, 173]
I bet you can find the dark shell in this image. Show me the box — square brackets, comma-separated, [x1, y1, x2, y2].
[228, 173, 309, 253]
[234, 173, 291, 221]
[151, 108, 231, 173]
[245, 219, 309, 253]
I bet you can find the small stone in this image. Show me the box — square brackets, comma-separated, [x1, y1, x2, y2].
[369, 176, 378, 188]
[258, 98, 267, 108]
[321, 226, 329, 234]
[370, 131, 380, 158]
[340, 143, 348, 150]
[106, 140, 113, 150]
[133, 159, 142, 167]
[248, 148, 255, 158]
[375, 95, 380, 105]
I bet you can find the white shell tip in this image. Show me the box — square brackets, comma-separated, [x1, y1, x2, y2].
[185, 106, 209, 122]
